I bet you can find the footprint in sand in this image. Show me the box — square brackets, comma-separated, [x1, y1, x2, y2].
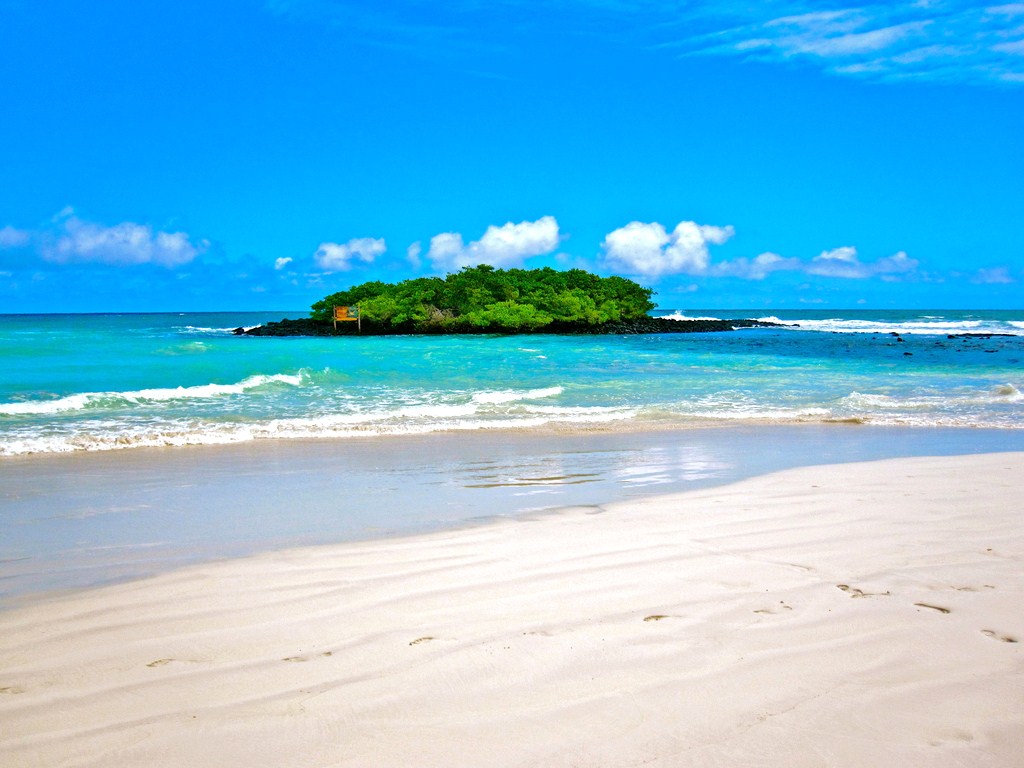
[643, 615, 669, 622]
[0, 686, 25, 694]
[282, 651, 334, 662]
[914, 603, 951, 614]
[754, 601, 793, 615]
[951, 585, 996, 592]
[409, 636, 435, 645]
[981, 630, 1018, 643]
[147, 659, 174, 668]
[836, 584, 891, 598]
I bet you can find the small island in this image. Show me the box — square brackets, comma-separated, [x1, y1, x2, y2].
[240, 265, 776, 336]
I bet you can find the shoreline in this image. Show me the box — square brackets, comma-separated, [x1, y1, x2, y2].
[1, 451, 1021, 766]
[3, 423, 1024, 608]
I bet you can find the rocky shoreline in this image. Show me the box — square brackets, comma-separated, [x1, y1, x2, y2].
[236, 316, 782, 337]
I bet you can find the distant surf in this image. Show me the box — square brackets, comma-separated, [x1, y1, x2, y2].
[659, 310, 1024, 336]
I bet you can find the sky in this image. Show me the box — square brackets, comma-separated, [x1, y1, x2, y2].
[1, 0, 1022, 312]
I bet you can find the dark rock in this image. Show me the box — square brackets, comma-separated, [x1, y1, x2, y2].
[240, 316, 784, 338]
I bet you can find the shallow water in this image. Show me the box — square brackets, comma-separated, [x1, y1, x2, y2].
[2, 424, 1022, 606]
[1, 309, 1021, 455]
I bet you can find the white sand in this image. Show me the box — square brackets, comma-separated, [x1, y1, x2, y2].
[1, 452, 1022, 767]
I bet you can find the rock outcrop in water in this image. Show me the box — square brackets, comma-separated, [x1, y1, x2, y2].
[236, 316, 781, 336]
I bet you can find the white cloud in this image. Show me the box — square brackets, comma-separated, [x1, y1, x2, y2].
[599, 222, 920, 282]
[41, 215, 204, 267]
[426, 216, 560, 271]
[806, 245, 863, 278]
[972, 266, 1015, 283]
[669, 2, 1024, 85]
[313, 237, 386, 271]
[600, 220, 734, 277]
[806, 247, 918, 278]
[0, 226, 30, 249]
[705, 246, 918, 281]
[711, 251, 803, 280]
[274, 256, 293, 270]
[757, 14, 929, 58]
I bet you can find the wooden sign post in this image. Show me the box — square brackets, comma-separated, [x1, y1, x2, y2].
[333, 305, 361, 332]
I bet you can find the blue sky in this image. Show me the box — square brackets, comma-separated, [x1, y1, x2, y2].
[1, 0, 1022, 312]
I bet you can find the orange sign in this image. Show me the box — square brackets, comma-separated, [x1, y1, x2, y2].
[333, 306, 359, 321]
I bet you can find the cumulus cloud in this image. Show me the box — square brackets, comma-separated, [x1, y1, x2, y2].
[0, 226, 30, 249]
[598, 221, 919, 282]
[40, 213, 204, 267]
[426, 216, 560, 271]
[806, 246, 918, 279]
[600, 220, 734, 277]
[274, 257, 293, 270]
[313, 237, 386, 271]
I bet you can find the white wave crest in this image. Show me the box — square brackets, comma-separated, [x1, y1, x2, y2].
[471, 386, 563, 404]
[0, 373, 304, 416]
[843, 385, 1024, 410]
[660, 312, 724, 322]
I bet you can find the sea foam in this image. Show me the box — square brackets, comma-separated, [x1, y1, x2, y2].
[0, 373, 304, 416]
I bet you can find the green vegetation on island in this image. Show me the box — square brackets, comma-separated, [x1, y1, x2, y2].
[310, 265, 656, 332]
[240, 265, 780, 336]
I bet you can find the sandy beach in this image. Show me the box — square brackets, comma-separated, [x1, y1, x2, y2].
[1, 451, 1022, 767]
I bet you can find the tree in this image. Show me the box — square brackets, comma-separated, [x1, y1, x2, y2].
[310, 265, 655, 332]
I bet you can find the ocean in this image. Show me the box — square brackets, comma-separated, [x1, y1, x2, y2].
[1, 309, 1021, 455]
[2, 308, 1022, 603]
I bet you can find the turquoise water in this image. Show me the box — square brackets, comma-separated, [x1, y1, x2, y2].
[2, 308, 1022, 602]
[0, 309, 1022, 455]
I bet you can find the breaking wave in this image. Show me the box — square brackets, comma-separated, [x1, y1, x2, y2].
[0, 373, 305, 416]
[753, 317, 1024, 336]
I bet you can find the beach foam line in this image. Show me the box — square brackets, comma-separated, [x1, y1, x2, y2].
[5, 394, 1023, 455]
[0, 407, 639, 455]
[0, 452, 1021, 767]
